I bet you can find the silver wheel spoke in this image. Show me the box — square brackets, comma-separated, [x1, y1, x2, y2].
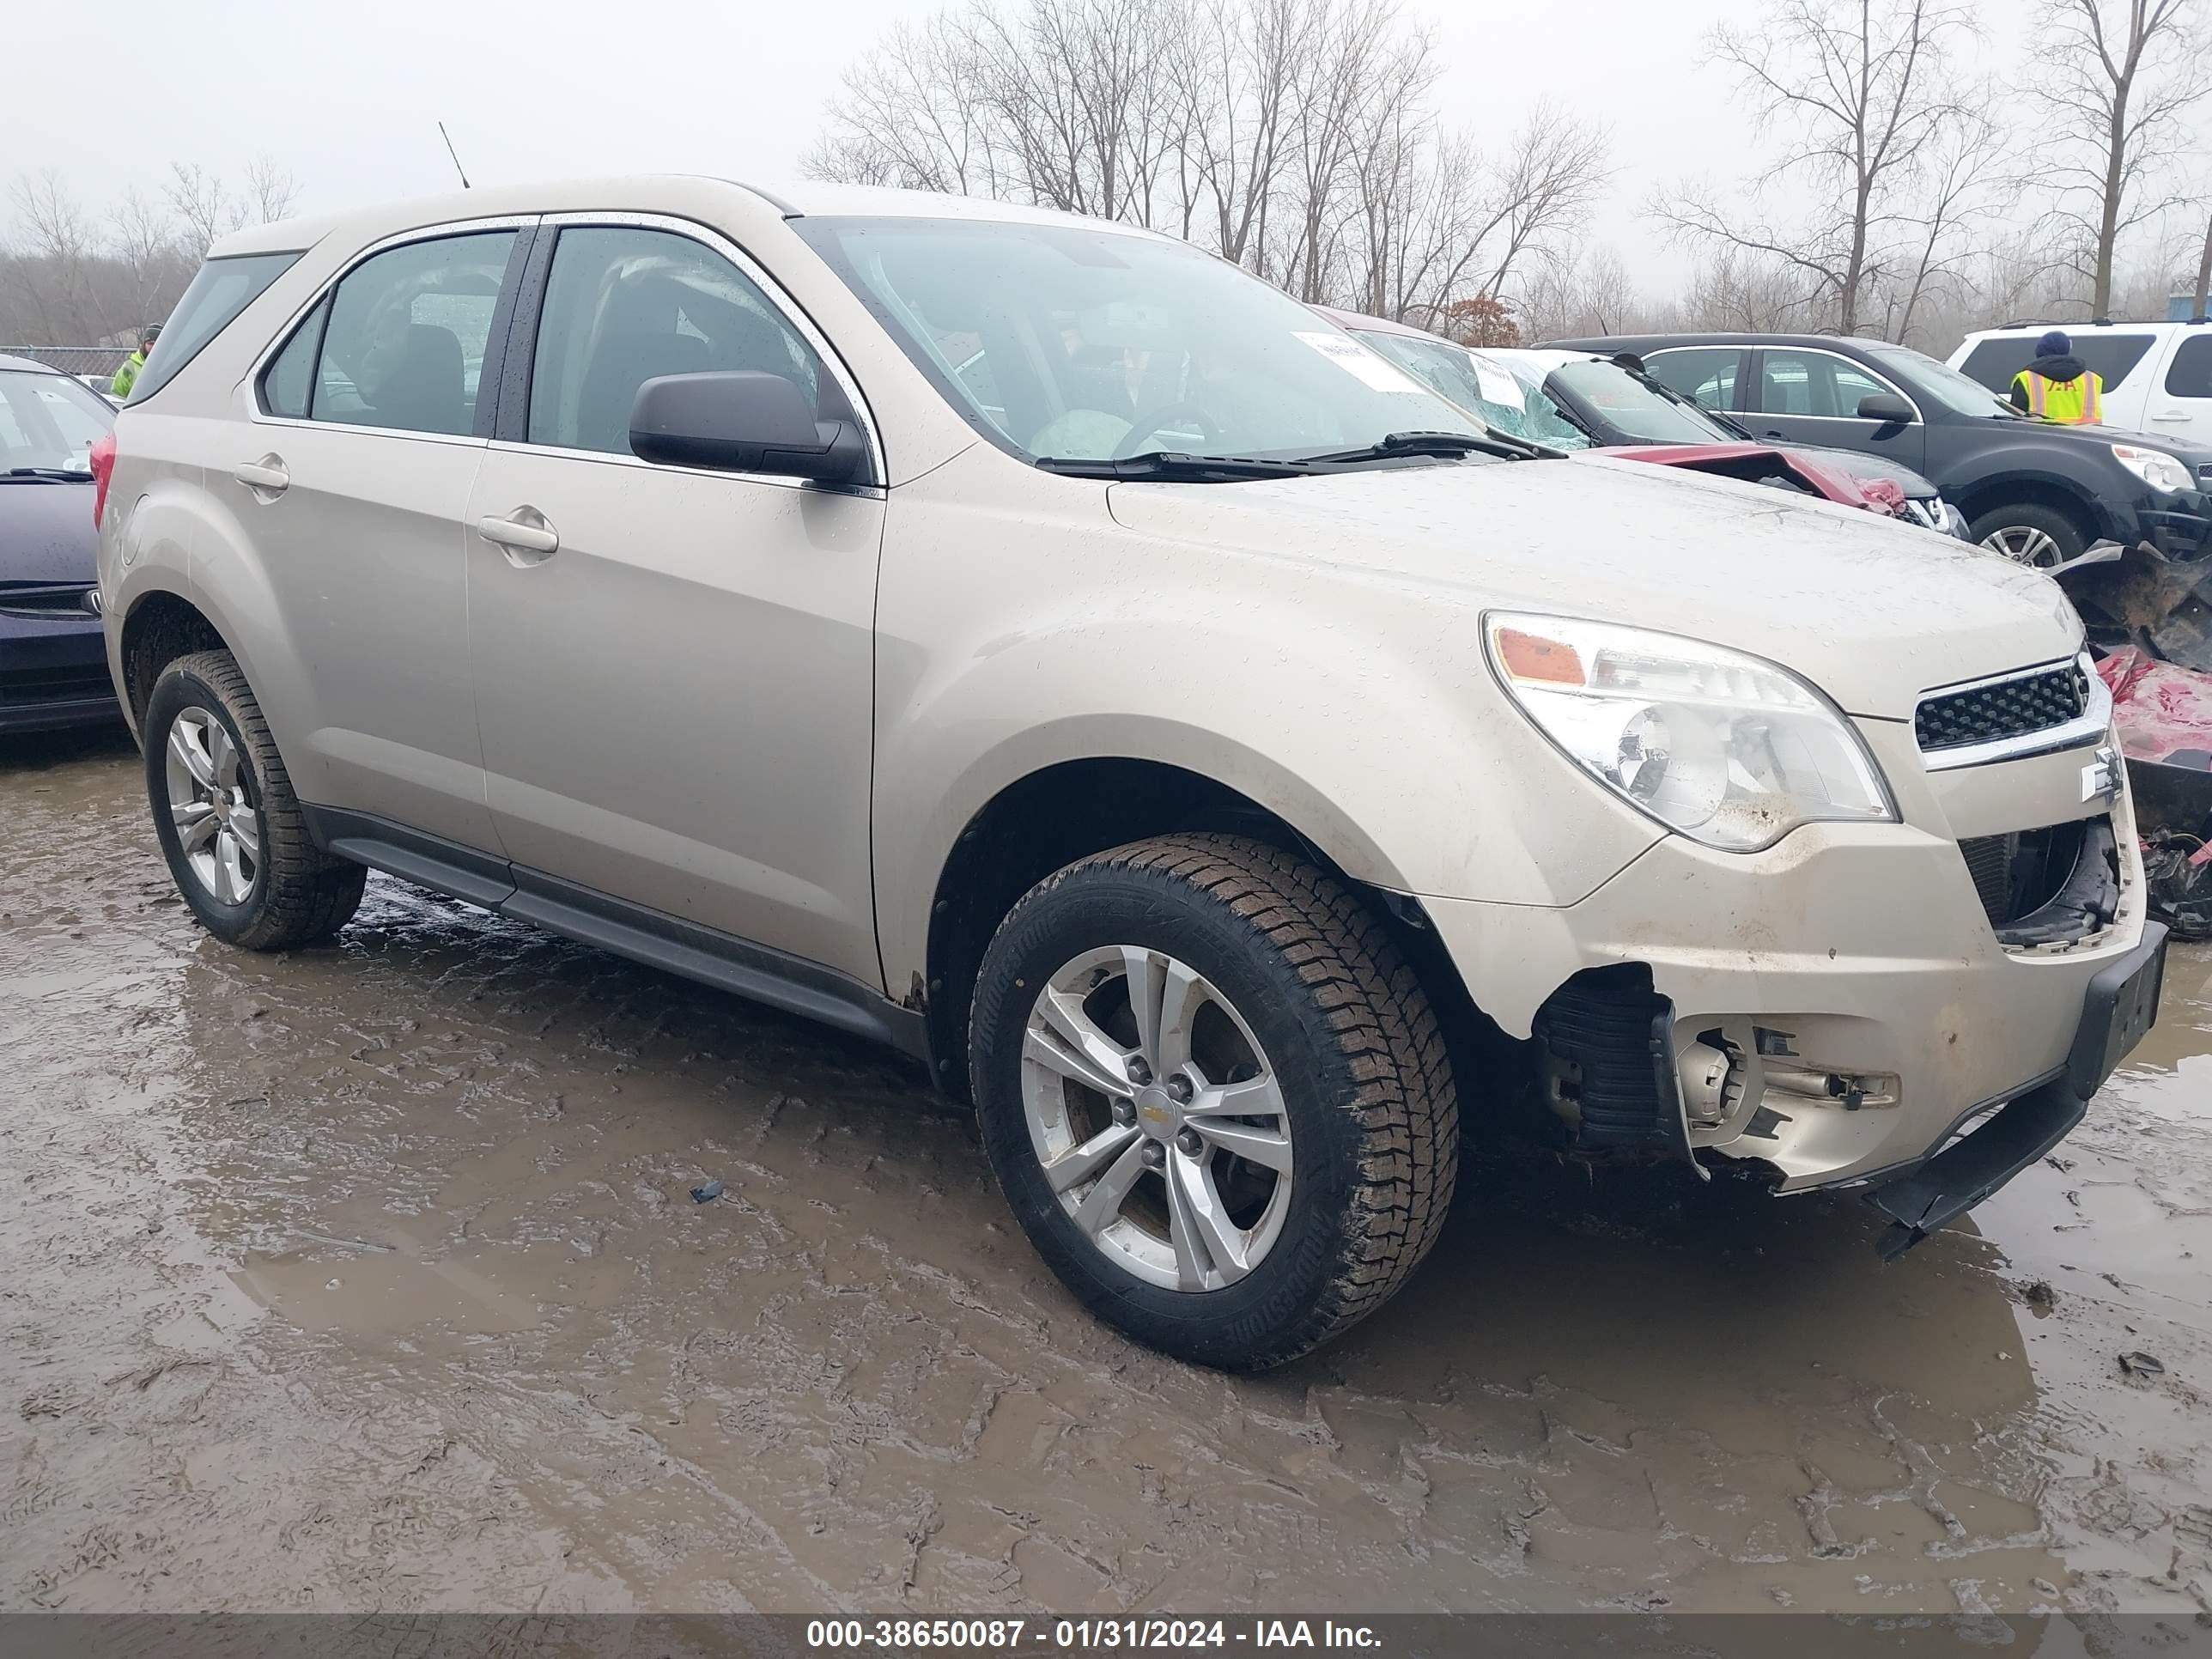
[1036, 987, 1135, 1095]
[168, 721, 215, 787]
[1165, 1149, 1249, 1288]
[177, 808, 220, 854]
[1122, 945, 1201, 1079]
[216, 830, 250, 903]
[209, 724, 240, 790]
[1183, 1073, 1285, 1118]
[1071, 1139, 1151, 1237]
[1041, 1121, 1140, 1194]
[224, 801, 258, 848]
[1189, 1115, 1293, 1172]
[1024, 1023, 1131, 1100]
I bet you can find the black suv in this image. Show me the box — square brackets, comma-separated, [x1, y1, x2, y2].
[1546, 331, 2212, 568]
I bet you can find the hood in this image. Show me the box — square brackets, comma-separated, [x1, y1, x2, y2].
[1106, 453, 2079, 721]
[1775, 442, 1940, 498]
[0, 478, 98, 583]
[2025, 352, 2087, 383]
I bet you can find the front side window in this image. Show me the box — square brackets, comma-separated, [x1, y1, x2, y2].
[793, 216, 1484, 463]
[1644, 348, 1741, 411]
[0, 368, 113, 473]
[126, 251, 300, 405]
[1758, 351, 1902, 419]
[1865, 344, 2018, 418]
[527, 226, 828, 456]
[305, 230, 516, 436]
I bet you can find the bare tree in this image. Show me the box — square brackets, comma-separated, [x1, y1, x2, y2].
[1657, 0, 1973, 334]
[164, 162, 239, 256]
[240, 156, 303, 226]
[5, 171, 100, 340]
[2033, 0, 2209, 315]
[2191, 209, 2212, 319]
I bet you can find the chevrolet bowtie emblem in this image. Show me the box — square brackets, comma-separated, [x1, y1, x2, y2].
[2081, 745, 2123, 805]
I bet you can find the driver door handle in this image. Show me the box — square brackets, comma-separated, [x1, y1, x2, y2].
[477, 509, 560, 562]
[234, 456, 289, 495]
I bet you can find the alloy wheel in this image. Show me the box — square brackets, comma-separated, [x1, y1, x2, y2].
[165, 708, 261, 905]
[1018, 945, 1293, 1292]
[1980, 525, 2066, 568]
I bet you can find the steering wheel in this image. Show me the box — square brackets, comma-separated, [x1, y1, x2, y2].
[1112, 401, 1223, 459]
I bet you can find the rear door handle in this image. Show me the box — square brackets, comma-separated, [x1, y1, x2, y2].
[477, 509, 560, 562]
[234, 456, 289, 496]
[2150, 410, 2191, 422]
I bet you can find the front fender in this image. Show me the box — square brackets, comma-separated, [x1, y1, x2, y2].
[869, 448, 1662, 997]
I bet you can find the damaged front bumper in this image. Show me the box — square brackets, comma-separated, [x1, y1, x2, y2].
[1863, 920, 2166, 1255]
[1423, 726, 2166, 1253]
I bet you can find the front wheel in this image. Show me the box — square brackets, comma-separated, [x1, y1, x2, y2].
[1970, 502, 2087, 568]
[969, 835, 1457, 1370]
[145, 649, 366, 950]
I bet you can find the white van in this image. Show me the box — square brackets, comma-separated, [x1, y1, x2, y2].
[1948, 321, 2212, 441]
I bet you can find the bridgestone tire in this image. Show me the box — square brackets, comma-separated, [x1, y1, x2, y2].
[969, 834, 1457, 1370]
[145, 649, 366, 950]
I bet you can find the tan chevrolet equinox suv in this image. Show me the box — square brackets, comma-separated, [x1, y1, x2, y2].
[98, 178, 2167, 1369]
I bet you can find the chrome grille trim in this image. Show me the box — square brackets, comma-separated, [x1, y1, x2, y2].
[1917, 653, 2111, 773]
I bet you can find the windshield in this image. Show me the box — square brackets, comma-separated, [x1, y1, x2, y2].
[791, 216, 1486, 465]
[1865, 343, 2018, 418]
[1351, 333, 1587, 447]
[0, 368, 113, 474]
[1352, 334, 1733, 448]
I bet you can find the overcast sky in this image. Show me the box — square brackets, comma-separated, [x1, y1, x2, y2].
[12, 0, 2045, 295]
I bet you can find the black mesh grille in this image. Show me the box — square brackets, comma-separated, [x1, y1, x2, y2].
[1916, 661, 2089, 752]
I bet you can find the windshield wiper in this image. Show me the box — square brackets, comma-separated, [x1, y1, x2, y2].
[1300, 428, 1557, 465]
[3, 466, 94, 482]
[1036, 451, 1320, 482]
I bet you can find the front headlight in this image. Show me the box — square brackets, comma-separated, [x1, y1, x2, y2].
[1484, 613, 1898, 852]
[2112, 443, 2191, 493]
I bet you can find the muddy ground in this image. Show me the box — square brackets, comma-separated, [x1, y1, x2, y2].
[3, 725, 2209, 1617]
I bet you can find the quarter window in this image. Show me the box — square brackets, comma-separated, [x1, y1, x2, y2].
[1644, 348, 1741, 411]
[294, 230, 517, 436]
[2164, 335, 2212, 399]
[526, 226, 828, 456]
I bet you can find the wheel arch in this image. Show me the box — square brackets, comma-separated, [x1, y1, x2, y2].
[117, 586, 230, 730]
[914, 750, 1452, 1101]
[1951, 470, 2106, 544]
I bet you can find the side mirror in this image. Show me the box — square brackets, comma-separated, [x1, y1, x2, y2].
[1856, 391, 1914, 425]
[629, 370, 866, 483]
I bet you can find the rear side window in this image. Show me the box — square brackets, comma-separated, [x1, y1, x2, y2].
[298, 231, 517, 436]
[125, 251, 300, 405]
[1644, 347, 1743, 411]
[2164, 335, 2212, 398]
[1957, 333, 2156, 392]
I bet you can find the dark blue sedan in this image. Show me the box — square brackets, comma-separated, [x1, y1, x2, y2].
[1, 353, 118, 733]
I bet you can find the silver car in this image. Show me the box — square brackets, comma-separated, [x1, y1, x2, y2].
[99, 177, 2166, 1368]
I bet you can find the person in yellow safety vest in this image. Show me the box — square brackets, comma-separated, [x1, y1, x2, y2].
[2008, 329, 2104, 424]
[108, 325, 161, 401]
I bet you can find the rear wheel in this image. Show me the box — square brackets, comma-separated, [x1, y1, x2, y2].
[969, 834, 1456, 1370]
[1970, 502, 2087, 568]
[145, 649, 366, 950]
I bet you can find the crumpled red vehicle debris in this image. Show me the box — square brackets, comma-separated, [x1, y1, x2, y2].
[2097, 647, 2212, 939]
[2100, 647, 2212, 767]
[1607, 443, 1912, 519]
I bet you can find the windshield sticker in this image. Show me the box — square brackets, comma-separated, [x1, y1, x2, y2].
[1293, 331, 1426, 395]
[1466, 353, 1523, 408]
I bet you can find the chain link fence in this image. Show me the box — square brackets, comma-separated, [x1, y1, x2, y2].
[0, 344, 135, 381]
